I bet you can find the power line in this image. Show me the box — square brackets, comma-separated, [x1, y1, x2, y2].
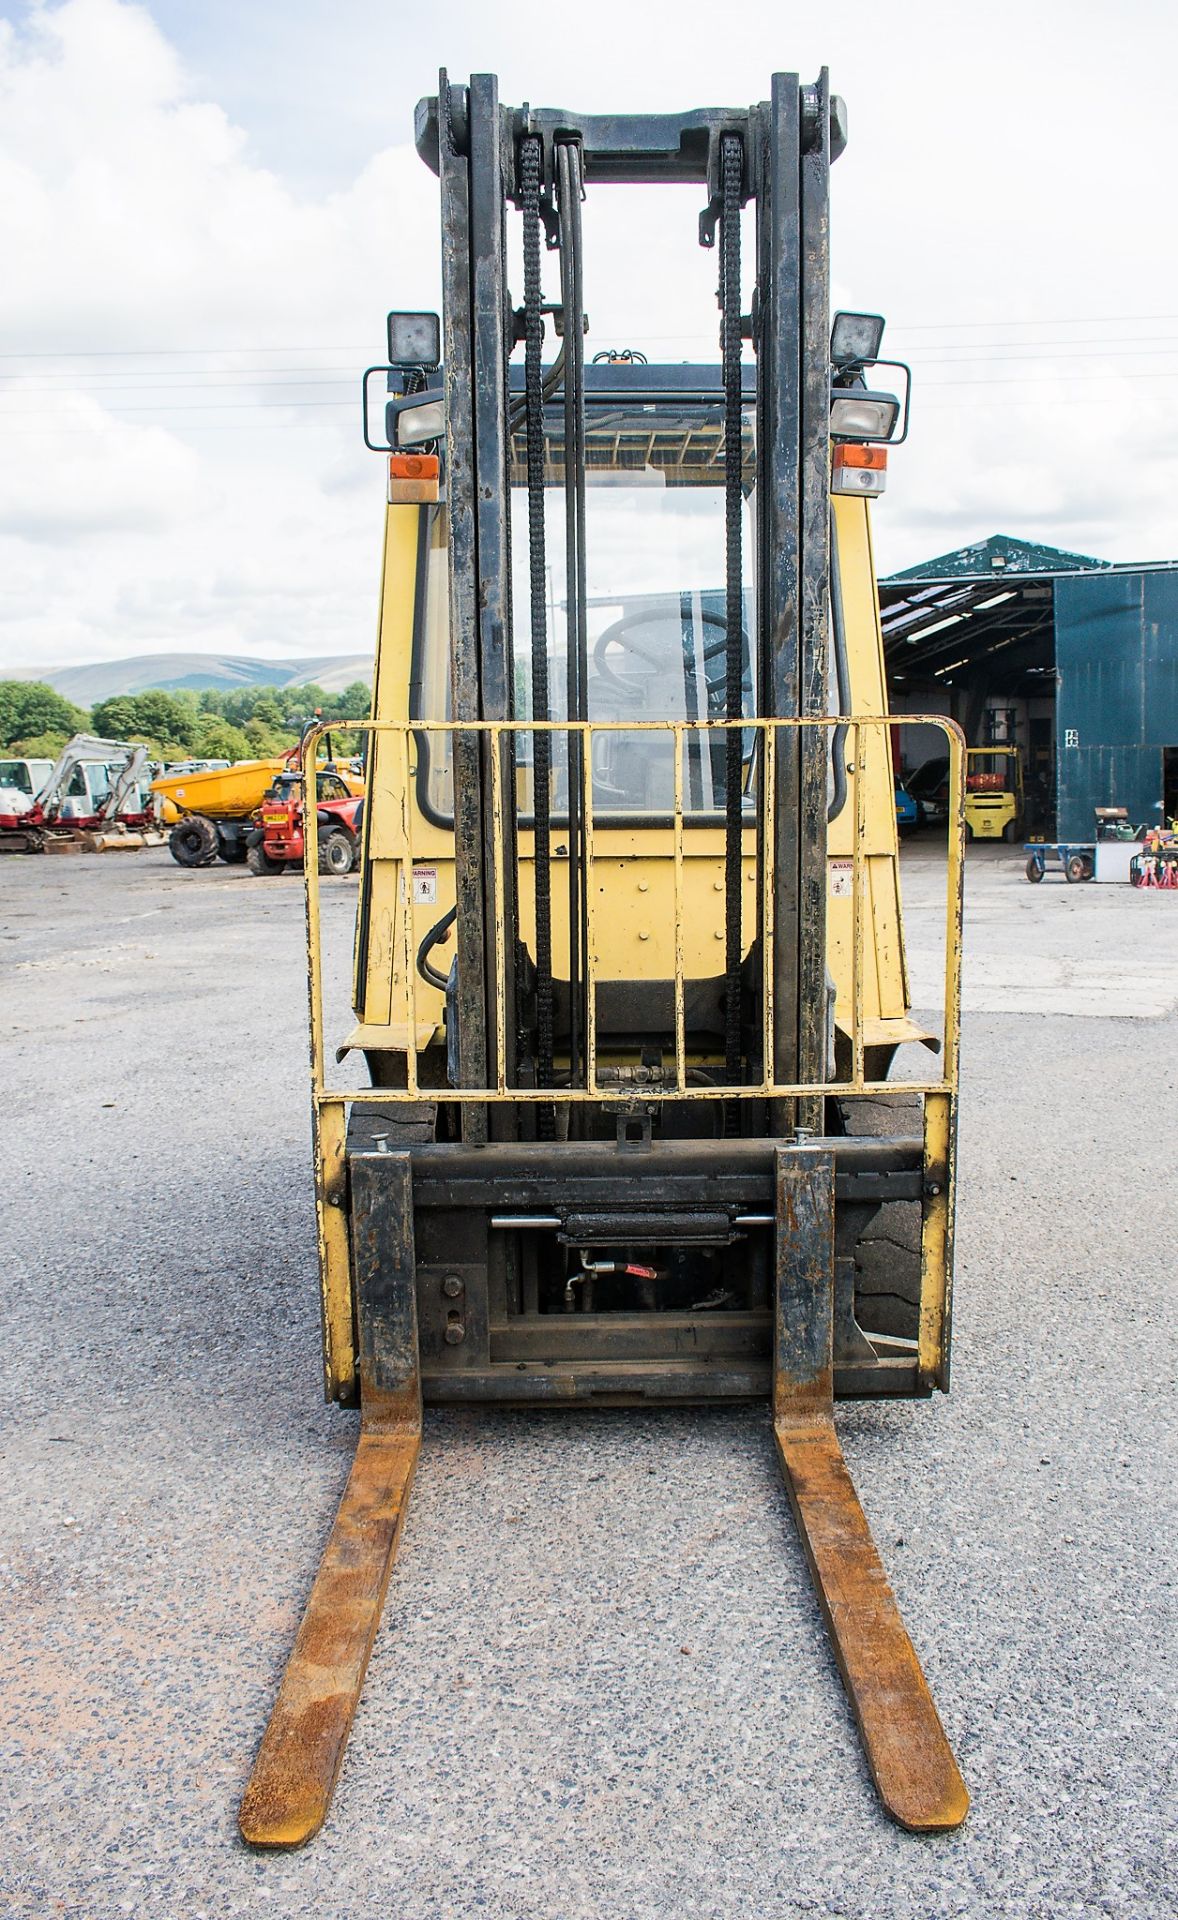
[0, 376, 358, 394]
[888, 311, 1178, 332]
[0, 397, 357, 415]
[0, 344, 374, 360]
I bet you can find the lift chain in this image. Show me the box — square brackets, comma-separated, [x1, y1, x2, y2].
[520, 134, 555, 1111]
[557, 138, 590, 1101]
[720, 132, 744, 1094]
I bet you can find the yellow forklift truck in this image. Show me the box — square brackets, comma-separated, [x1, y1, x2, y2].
[964, 745, 1023, 841]
[239, 71, 967, 1848]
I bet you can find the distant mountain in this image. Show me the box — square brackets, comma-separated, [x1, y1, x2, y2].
[5, 653, 374, 705]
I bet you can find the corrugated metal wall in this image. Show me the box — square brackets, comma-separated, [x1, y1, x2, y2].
[1054, 570, 1178, 839]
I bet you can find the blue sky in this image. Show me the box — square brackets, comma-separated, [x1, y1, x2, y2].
[1, 0, 1177, 669]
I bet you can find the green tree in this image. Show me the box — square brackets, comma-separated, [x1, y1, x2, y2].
[0, 680, 87, 748]
[89, 695, 141, 740]
[250, 693, 284, 729]
[279, 683, 330, 725]
[335, 680, 372, 721]
[191, 715, 254, 761]
[131, 691, 196, 748]
[6, 730, 72, 758]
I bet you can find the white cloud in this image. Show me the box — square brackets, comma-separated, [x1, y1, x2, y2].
[1, 0, 1177, 672]
[0, 0, 437, 668]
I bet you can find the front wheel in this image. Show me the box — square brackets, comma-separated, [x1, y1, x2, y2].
[835, 1090, 923, 1344]
[1025, 855, 1044, 883]
[246, 843, 286, 876]
[318, 829, 356, 877]
[1065, 854, 1090, 883]
[169, 815, 219, 867]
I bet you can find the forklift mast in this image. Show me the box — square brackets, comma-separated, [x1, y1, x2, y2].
[425, 73, 834, 1128]
[239, 72, 969, 1852]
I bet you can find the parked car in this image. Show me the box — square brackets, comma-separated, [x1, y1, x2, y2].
[906, 755, 950, 826]
[895, 780, 921, 834]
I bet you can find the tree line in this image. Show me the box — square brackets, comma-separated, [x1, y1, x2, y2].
[0, 679, 373, 764]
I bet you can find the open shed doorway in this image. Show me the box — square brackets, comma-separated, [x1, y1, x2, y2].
[878, 570, 1059, 836]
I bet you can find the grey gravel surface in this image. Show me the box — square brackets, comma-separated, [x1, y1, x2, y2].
[1, 846, 1175, 1920]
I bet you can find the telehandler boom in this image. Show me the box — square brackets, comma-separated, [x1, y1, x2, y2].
[240, 70, 968, 1847]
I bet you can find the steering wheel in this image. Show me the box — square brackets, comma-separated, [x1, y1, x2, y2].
[592, 604, 748, 714]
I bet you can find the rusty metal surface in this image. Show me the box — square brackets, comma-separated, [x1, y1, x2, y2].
[237, 1427, 420, 1849]
[775, 1416, 969, 1832]
[240, 1153, 423, 1849]
[773, 1146, 968, 1832]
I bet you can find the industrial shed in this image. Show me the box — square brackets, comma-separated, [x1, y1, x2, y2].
[879, 535, 1178, 839]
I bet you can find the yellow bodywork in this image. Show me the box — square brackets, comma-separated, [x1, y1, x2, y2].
[964, 746, 1023, 841]
[349, 492, 928, 1062]
[152, 756, 363, 825]
[307, 488, 965, 1406]
[151, 757, 288, 824]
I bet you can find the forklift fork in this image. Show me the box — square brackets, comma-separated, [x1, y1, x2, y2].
[239, 1147, 966, 1847]
[239, 1155, 422, 1850]
[773, 1149, 968, 1832]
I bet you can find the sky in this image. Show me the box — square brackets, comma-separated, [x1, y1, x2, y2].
[1, 0, 1177, 671]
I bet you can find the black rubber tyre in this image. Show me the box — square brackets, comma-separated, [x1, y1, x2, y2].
[318, 829, 356, 877]
[217, 836, 248, 864]
[1002, 819, 1020, 843]
[246, 843, 286, 876]
[837, 1090, 923, 1344]
[1065, 854, 1088, 883]
[963, 821, 974, 842]
[1025, 855, 1044, 882]
[169, 815, 219, 867]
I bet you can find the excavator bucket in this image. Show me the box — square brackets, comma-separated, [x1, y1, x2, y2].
[241, 69, 969, 1845]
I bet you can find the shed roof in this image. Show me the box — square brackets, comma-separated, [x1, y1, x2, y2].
[885, 534, 1109, 584]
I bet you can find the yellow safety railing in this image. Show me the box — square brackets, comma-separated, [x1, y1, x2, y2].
[304, 714, 965, 1109]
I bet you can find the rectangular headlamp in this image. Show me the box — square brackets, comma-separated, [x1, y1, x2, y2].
[829, 389, 900, 443]
[391, 394, 446, 447]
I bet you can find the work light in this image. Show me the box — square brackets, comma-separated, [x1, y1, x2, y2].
[393, 395, 447, 447]
[830, 310, 885, 368]
[387, 310, 441, 368]
[828, 389, 900, 442]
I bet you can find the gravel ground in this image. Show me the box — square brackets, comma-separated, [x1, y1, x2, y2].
[1, 844, 1174, 1920]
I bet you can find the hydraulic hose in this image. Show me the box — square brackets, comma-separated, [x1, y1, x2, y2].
[416, 905, 457, 992]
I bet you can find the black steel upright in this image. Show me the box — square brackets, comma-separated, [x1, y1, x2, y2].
[424, 75, 836, 1121]
[796, 72, 833, 1128]
[437, 72, 519, 1139]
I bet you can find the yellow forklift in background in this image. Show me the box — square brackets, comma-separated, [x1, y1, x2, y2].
[964, 745, 1024, 841]
[239, 71, 967, 1849]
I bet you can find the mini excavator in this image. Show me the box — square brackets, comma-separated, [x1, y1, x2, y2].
[239, 69, 968, 1847]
